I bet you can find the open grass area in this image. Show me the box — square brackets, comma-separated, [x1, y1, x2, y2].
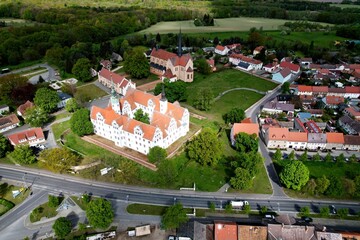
[76, 84, 108, 100]
[139, 17, 329, 34]
[52, 120, 70, 140]
[127, 203, 204, 217]
[54, 112, 72, 121]
[330, 3, 360, 9]
[30, 202, 58, 223]
[0, 182, 30, 216]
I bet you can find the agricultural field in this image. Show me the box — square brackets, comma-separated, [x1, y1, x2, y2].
[330, 3, 360, 8]
[139, 17, 333, 34]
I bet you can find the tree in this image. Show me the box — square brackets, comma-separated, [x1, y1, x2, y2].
[195, 58, 211, 75]
[186, 128, 222, 166]
[243, 204, 251, 214]
[325, 176, 344, 196]
[156, 33, 161, 43]
[303, 178, 316, 195]
[192, 88, 213, 111]
[48, 195, 61, 208]
[279, 161, 309, 190]
[161, 202, 188, 230]
[148, 146, 167, 164]
[288, 150, 296, 161]
[209, 202, 216, 212]
[312, 153, 321, 161]
[0, 74, 29, 105]
[86, 198, 114, 229]
[123, 47, 149, 79]
[65, 98, 80, 113]
[0, 135, 11, 158]
[354, 176, 360, 197]
[70, 108, 94, 136]
[72, 58, 92, 82]
[272, 149, 282, 161]
[324, 152, 332, 162]
[24, 107, 49, 127]
[337, 208, 349, 219]
[230, 167, 252, 190]
[133, 109, 150, 124]
[260, 206, 268, 215]
[336, 153, 345, 162]
[225, 203, 233, 213]
[8, 145, 36, 165]
[39, 148, 79, 173]
[299, 206, 310, 217]
[157, 158, 177, 186]
[34, 88, 60, 113]
[281, 82, 290, 93]
[299, 150, 308, 161]
[349, 154, 358, 163]
[52, 217, 72, 239]
[234, 132, 258, 153]
[231, 152, 262, 177]
[315, 175, 330, 194]
[222, 107, 246, 124]
[153, 81, 187, 103]
[320, 207, 330, 217]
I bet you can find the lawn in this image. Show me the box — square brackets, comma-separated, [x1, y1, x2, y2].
[52, 120, 70, 140]
[76, 84, 108, 101]
[139, 17, 328, 34]
[54, 112, 72, 121]
[30, 202, 58, 222]
[127, 203, 204, 217]
[0, 182, 30, 215]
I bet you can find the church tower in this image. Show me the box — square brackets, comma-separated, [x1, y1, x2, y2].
[110, 75, 121, 114]
[159, 84, 168, 114]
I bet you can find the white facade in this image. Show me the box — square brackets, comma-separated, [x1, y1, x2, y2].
[214, 46, 229, 56]
[287, 141, 307, 150]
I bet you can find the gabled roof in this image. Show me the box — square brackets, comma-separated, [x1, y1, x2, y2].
[267, 127, 289, 140]
[238, 225, 267, 240]
[345, 107, 360, 117]
[344, 135, 360, 145]
[288, 131, 308, 142]
[323, 96, 344, 105]
[254, 45, 265, 52]
[279, 68, 292, 78]
[326, 132, 344, 144]
[215, 45, 226, 51]
[7, 128, 44, 146]
[279, 61, 300, 72]
[99, 68, 127, 85]
[17, 100, 35, 116]
[300, 57, 313, 62]
[232, 123, 259, 137]
[298, 85, 313, 92]
[150, 48, 177, 61]
[230, 53, 262, 65]
[312, 86, 328, 93]
[207, 59, 215, 67]
[345, 86, 360, 94]
[169, 53, 192, 67]
[214, 222, 237, 240]
[308, 133, 326, 143]
[0, 114, 20, 129]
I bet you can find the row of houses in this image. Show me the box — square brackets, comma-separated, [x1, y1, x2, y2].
[294, 85, 360, 99]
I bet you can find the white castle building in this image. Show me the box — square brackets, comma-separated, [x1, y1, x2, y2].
[90, 86, 190, 155]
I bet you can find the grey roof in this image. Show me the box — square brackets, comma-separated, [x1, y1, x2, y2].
[279, 121, 294, 128]
[57, 92, 72, 101]
[339, 115, 360, 132]
[308, 133, 327, 143]
[263, 101, 294, 112]
[193, 221, 213, 240]
[268, 224, 316, 240]
[316, 232, 342, 240]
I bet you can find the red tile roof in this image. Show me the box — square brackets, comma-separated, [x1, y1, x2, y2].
[170, 54, 192, 67]
[150, 48, 177, 61]
[214, 222, 237, 240]
[0, 114, 20, 130]
[312, 86, 328, 93]
[267, 127, 289, 140]
[232, 123, 259, 138]
[349, 64, 360, 70]
[345, 86, 360, 94]
[280, 61, 300, 72]
[288, 131, 308, 142]
[344, 135, 360, 145]
[99, 68, 127, 85]
[215, 45, 226, 51]
[229, 53, 262, 65]
[298, 85, 313, 92]
[17, 100, 35, 116]
[326, 132, 344, 144]
[345, 107, 360, 117]
[241, 118, 252, 123]
[254, 46, 265, 52]
[279, 68, 292, 78]
[329, 88, 346, 94]
[325, 96, 344, 105]
[7, 127, 44, 146]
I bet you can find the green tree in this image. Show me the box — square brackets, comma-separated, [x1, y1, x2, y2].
[48, 195, 61, 208]
[281, 82, 290, 93]
[52, 217, 72, 239]
[123, 48, 149, 79]
[324, 153, 332, 162]
[336, 153, 345, 162]
[337, 208, 349, 219]
[209, 202, 215, 212]
[225, 203, 233, 213]
[303, 178, 316, 195]
[0, 135, 11, 158]
[86, 198, 114, 229]
[24, 107, 49, 127]
[349, 154, 357, 163]
[133, 109, 150, 124]
[234, 133, 258, 153]
[192, 88, 213, 111]
[34, 88, 60, 113]
[222, 107, 246, 124]
[148, 146, 167, 164]
[272, 149, 282, 161]
[260, 206, 268, 215]
[186, 128, 222, 166]
[65, 98, 80, 113]
[279, 161, 309, 190]
[153, 81, 187, 103]
[0, 74, 28, 105]
[39, 148, 79, 173]
[315, 175, 330, 194]
[299, 150, 308, 161]
[72, 58, 92, 82]
[157, 158, 177, 186]
[230, 167, 252, 190]
[354, 176, 360, 197]
[82, 194, 91, 204]
[231, 152, 262, 177]
[325, 176, 344, 196]
[8, 145, 36, 165]
[320, 207, 330, 217]
[243, 204, 251, 214]
[299, 206, 310, 217]
[70, 108, 94, 136]
[312, 153, 321, 161]
[288, 150, 296, 161]
[161, 202, 188, 230]
[195, 58, 211, 75]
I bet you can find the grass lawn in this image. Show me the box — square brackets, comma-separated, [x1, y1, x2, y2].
[52, 120, 70, 140]
[0, 182, 30, 215]
[131, 73, 159, 86]
[54, 112, 72, 121]
[127, 203, 204, 217]
[76, 84, 108, 100]
[30, 202, 58, 223]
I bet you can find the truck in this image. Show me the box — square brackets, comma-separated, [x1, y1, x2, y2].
[230, 200, 249, 209]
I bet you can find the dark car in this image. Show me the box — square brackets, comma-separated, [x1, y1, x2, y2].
[330, 205, 337, 214]
[301, 216, 313, 223]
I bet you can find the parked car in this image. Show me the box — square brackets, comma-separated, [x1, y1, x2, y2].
[265, 214, 275, 219]
[330, 205, 337, 214]
[301, 216, 313, 223]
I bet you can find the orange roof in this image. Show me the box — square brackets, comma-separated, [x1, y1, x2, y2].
[325, 96, 344, 105]
[345, 86, 360, 94]
[280, 61, 300, 72]
[349, 64, 360, 70]
[7, 127, 44, 146]
[99, 68, 127, 85]
[254, 46, 265, 52]
[312, 86, 328, 93]
[288, 131, 308, 142]
[229, 53, 262, 65]
[345, 107, 360, 117]
[267, 127, 289, 140]
[169, 54, 192, 67]
[326, 132, 344, 144]
[207, 59, 215, 67]
[215, 45, 226, 51]
[297, 85, 312, 92]
[214, 222, 237, 240]
[17, 100, 35, 115]
[150, 48, 177, 61]
[241, 118, 252, 123]
[232, 123, 259, 137]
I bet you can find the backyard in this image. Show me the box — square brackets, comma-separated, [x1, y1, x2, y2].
[75, 84, 108, 102]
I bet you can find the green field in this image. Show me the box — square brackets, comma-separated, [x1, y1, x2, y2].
[139, 17, 333, 34]
[75, 84, 108, 102]
[330, 3, 360, 9]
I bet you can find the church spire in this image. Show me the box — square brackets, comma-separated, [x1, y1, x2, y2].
[178, 28, 182, 57]
[160, 83, 167, 101]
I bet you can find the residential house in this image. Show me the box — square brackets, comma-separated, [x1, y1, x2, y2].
[312, 86, 328, 97]
[7, 128, 45, 147]
[338, 115, 360, 135]
[206, 59, 216, 72]
[229, 54, 263, 71]
[264, 127, 289, 149]
[263, 63, 278, 73]
[90, 87, 189, 155]
[316, 232, 342, 240]
[343, 135, 360, 151]
[98, 68, 136, 96]
[299, 57, 313, 69]
[0, 114, 20, 133]
[344, 106, 360, 120]
[294, 118, 307, 132]
[308, 109, 323, 117]
[238, 225, 267, 240]
[226, 43, 241, 52]
[214, 222, 237, 240]
[307, 133, 327, 151]
[262, 100, 294, 117]
[279, 61, 300, 75]
[57, 92, 72, 109]
[272, 68, 292, 84]
[17, 100, 35, 117]
[193, 221, 214, 240]
[321, 96, 344, 109]
[267, 224, 316, 240]
[287, 131, 308, 150]
[253, 46, 265, 56]
[341, 232, 360, 240]
[326, 132, 345, 150]
[230, 122, 259, 146]
[0, 105, 9, 115]
[214, 45, 229, 56]
[100, 59, 112, 70]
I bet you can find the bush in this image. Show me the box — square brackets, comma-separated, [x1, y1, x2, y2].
[0, 198, 15, 210]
